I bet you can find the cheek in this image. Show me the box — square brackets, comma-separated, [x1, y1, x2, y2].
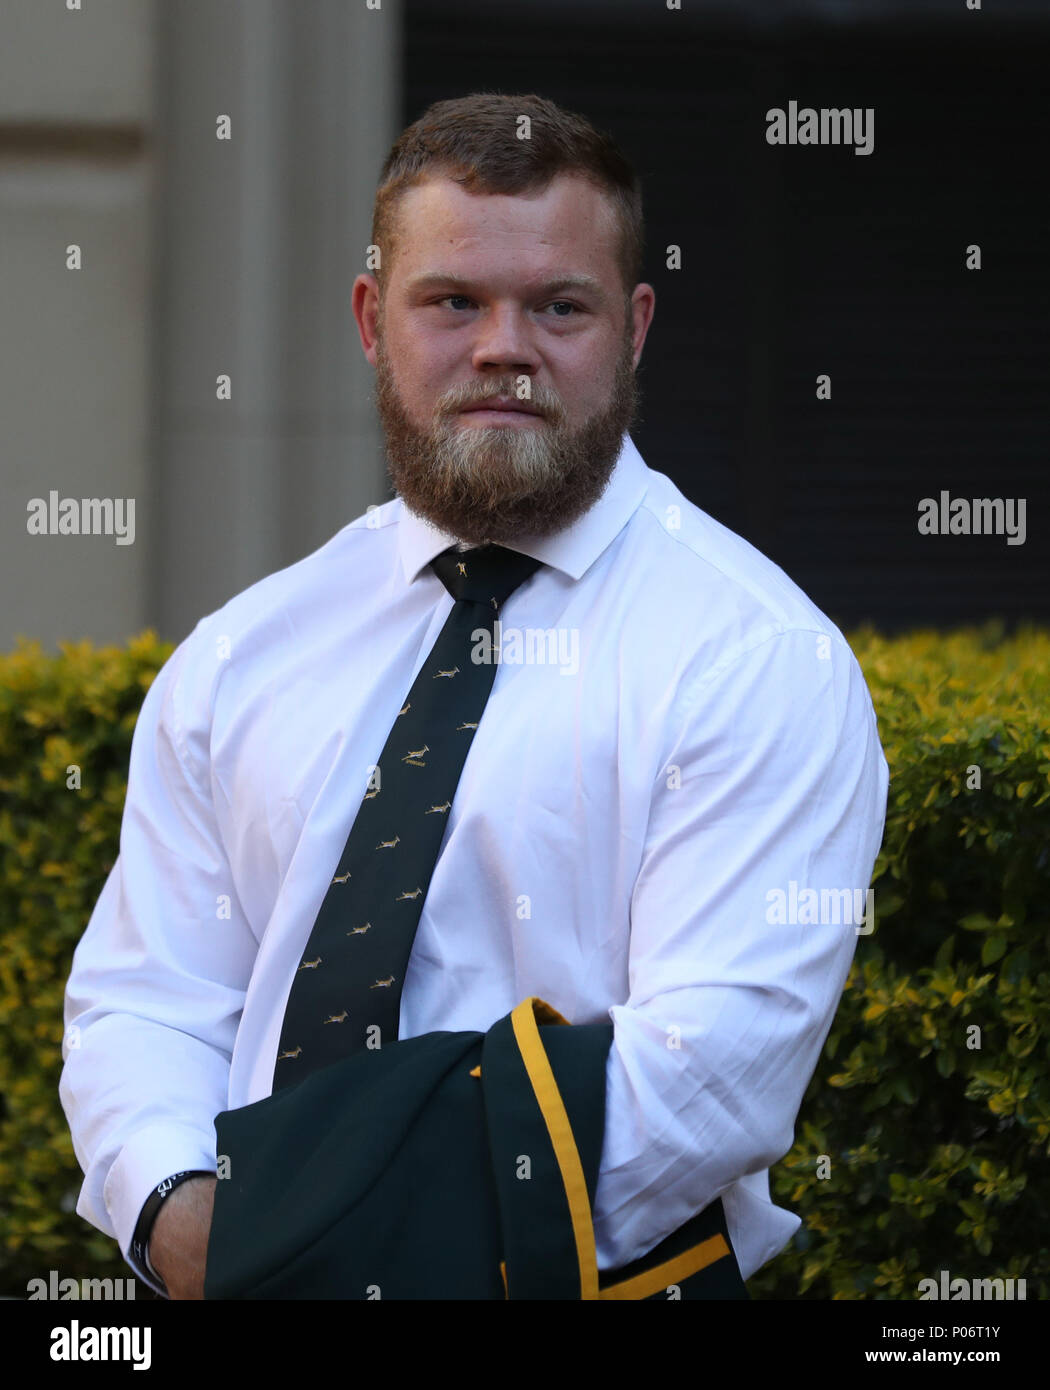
[562, 326, 619, 375]
[382, 341, 424, 406]
[390, 331, 458, 397]
[558, 349, 615, 406]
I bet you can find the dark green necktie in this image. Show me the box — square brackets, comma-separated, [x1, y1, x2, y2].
[271, 542, 543, 1090]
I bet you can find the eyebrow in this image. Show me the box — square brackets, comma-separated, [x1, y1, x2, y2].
[404, 272, 608, 303]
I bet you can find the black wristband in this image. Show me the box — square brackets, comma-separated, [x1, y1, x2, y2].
[129, 1170, 215, 1296]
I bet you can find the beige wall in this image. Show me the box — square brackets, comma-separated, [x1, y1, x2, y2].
[0, 0, 154, 649]
[1, 0, 399, 650]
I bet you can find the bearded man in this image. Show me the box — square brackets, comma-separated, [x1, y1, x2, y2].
[61, 91, 888, 1301]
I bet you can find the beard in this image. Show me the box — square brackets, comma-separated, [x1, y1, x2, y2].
[373, 323, 640, 545]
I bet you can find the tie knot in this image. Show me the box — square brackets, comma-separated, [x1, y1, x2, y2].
[430, 544, 542, 610]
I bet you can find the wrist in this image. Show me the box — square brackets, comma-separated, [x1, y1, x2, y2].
[130, 1170, 215, 1296]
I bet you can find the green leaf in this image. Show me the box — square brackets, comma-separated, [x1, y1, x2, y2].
[893, 1075, 917, 1105]
[981, 934, 1007, 965]
[959, 913, 994, 932]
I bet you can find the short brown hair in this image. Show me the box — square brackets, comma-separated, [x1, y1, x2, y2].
[371, 92, 644, 294]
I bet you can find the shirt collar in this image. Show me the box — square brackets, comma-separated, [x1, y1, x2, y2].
[397, 431, 649, 586]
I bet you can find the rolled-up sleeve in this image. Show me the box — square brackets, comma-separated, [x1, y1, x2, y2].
[59, 627, 258, 1268]
[592, 626, 889, 1277]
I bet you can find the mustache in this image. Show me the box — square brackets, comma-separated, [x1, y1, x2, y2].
[436, 379, 564, 422]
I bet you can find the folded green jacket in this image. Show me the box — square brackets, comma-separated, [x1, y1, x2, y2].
[203, 997, 749, 1300]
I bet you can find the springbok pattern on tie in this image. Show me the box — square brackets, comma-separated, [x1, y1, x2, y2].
[271, 543, 543, 1089]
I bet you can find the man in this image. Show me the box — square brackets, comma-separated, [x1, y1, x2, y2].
[60, 91, 889, 1299]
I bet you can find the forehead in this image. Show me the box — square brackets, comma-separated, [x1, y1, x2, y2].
[388, 172, 622, 286]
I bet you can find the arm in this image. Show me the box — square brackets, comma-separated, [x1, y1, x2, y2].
[146, 1173, 218, 1299]
[59, 628, 258, 1291]
[591, 626, 889, 1278]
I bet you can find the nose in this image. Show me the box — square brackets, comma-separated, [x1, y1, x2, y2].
[469, 303, 541, 377]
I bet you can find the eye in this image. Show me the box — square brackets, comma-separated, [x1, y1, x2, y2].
[434, 295, 580, 316]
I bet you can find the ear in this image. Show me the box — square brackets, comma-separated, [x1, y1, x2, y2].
[353, 273, 381, 365]
[628, 283, 656, 367]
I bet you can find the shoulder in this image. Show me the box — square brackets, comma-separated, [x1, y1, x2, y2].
[623, 472, 883, 776]
[200, 499, 398, 644]
[622, 465, 858, 680]
[146, 500, 400, 766]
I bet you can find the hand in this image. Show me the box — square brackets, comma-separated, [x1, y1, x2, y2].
[147, 1175, 218, 1300]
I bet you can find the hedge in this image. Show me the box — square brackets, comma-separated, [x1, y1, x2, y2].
[1, 624, 1048, 1298]
[752, 624, 1050, 1299]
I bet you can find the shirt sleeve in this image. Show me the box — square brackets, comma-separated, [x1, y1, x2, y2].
[59, 625, 259, 1271]
[591, 625, 889, 1275]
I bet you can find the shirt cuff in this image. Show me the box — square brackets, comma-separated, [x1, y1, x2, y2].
[101, 1122, 218, 1289]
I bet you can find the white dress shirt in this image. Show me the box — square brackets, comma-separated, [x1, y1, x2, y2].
[60, 432, 888, 1291]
